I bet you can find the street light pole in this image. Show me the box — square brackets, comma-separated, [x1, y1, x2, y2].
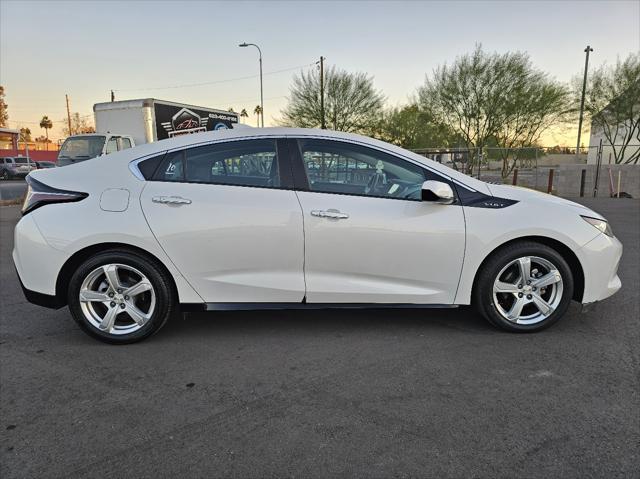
[239, 42, 264, 128]
[576, 45, 593, 160]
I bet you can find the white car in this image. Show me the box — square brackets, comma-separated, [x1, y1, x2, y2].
[13, 128, 622, 343]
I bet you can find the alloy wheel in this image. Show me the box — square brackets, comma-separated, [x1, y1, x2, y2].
[492, 256, 563, 325]
[79, 263, 156, 335]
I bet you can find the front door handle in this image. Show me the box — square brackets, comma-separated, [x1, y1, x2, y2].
[311, 209, 349, 219]
[152, 196, 192, 205]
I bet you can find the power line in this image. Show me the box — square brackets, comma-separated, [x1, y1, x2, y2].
[113, 63, 314, 92]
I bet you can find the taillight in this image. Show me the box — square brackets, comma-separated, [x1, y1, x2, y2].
[22, 176, 88, 215]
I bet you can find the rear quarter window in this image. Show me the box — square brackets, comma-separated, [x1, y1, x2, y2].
[136, 153, 165, 180]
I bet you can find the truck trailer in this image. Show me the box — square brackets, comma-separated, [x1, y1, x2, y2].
[57, 99, 240, 165]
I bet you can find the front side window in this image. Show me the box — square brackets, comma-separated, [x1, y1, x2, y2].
[298, 139, 426, 200]
[106, 137, 118, 154]
[153, 139, 280, 188]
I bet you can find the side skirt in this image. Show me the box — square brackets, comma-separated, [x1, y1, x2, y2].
[180, 303, 460, 312]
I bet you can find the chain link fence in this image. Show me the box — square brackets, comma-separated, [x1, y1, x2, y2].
[411, 144, 640, 197]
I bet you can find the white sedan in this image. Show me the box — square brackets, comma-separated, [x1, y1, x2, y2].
[13, 128, 622, 343]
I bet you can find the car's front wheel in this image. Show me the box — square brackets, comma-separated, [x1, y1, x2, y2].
[68, 249, 175, 344]
[473, 241, 574, 332]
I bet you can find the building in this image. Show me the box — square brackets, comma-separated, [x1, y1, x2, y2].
[0, 127, 19, 150]
[0, 127, 59, 161]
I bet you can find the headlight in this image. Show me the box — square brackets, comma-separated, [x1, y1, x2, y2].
[581, 215, 613, 237]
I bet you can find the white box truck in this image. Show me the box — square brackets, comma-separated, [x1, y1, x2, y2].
[57, 99, 240, 166]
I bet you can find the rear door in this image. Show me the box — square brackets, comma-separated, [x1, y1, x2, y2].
[140, 138, 305, 303]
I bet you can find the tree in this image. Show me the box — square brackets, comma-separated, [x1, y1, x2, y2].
[254, 105, 262, 127]
[492, 75, 570, 177]
[39, 115, 53, 143]
[280, 66, 385, 133]
[374, 104, 454, 150]
[61, 113, 95, 136]
[240, 108, 248, 123]
[228, 107, 235, 113]
[418, 45, 569, 176]
[19, 127, 31, 142]
[0, 85, 7, 127]
[578, 52, 640, 164]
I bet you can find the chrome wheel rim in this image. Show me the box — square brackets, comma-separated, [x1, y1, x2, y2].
[79, 263, 156, 335]
[492, 256, 563, 325]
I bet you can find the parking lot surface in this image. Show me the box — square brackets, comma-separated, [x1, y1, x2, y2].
[1, 199, 639, 478]
[0, 181, 27, 201]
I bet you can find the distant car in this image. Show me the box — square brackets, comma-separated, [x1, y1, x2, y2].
[13, 128, 622, 344]
[35, 161, 57, 169]
[0, 157, 36, 180]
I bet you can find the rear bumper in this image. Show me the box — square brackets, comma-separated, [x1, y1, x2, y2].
[13, 214, 68, 304]
[579, 233, 623, 304]
[15, 267, 64, 309]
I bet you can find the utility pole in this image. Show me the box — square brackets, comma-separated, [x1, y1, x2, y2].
[65, 94, 72, 135]
[576, 45, 593, 160]
[111, 90, 115, 102]
[319, 56, 326, 129]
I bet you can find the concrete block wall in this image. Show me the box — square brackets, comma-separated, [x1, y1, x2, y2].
[554, 164, 640, 198]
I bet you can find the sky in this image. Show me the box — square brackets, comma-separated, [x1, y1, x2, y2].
[1, 0, 639, 144]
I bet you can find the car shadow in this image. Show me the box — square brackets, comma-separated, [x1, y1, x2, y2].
[156, 305, 495, 341]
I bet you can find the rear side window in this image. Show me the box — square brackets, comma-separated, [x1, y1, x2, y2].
[153, 139, 280, 188]
[155, 151, 185, 182]
[136, 153, 165, 179]
[120, 138, 132, 150]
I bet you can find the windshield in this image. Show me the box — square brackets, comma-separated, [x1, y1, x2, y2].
[58, 136, 106, 163]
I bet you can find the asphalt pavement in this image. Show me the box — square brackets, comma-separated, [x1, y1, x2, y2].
[1, 198, 639, 478]
[0, 181, 27, 201]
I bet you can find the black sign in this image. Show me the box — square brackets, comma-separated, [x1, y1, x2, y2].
[154, 103, 239, 141]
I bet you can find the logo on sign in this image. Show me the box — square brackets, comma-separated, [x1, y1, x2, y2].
[161, 108, 208, 137]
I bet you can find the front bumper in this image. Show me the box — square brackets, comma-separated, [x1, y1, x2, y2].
[579, 232, 622, 304]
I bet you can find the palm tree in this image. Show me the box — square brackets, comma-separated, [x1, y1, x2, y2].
[240, 108, 248, 124]
[227, 107, 235, 113]
[254, 105, 263, 127]
[39, 115, 53, 150]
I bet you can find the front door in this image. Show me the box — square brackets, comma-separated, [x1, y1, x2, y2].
[140, 138, 305, 303]
[292, 138, 466, 304]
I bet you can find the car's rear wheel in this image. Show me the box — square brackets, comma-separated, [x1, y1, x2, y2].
[0, 170, 9, 180]
[473, 241, 574, 332]
[68, 250, 175, 344]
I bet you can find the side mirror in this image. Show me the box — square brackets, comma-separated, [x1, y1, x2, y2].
[421, 180, 455, 204]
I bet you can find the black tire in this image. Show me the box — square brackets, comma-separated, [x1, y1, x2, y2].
[67, 249, 175, 344]
[473, 241, 574, 333]
[0, 170, 8, 180]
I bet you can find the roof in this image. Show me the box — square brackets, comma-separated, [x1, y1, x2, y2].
[0, 127, 20, 135]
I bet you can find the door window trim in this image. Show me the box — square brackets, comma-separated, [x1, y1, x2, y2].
[289, 137, 458, 203]
[145, 137, 296, 191]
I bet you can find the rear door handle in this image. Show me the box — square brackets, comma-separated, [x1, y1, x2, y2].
[311, 209, 349, 219]
[152, 195, 192, 205]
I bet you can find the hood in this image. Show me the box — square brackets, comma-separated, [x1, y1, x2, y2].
[485, 183, 604, 219]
